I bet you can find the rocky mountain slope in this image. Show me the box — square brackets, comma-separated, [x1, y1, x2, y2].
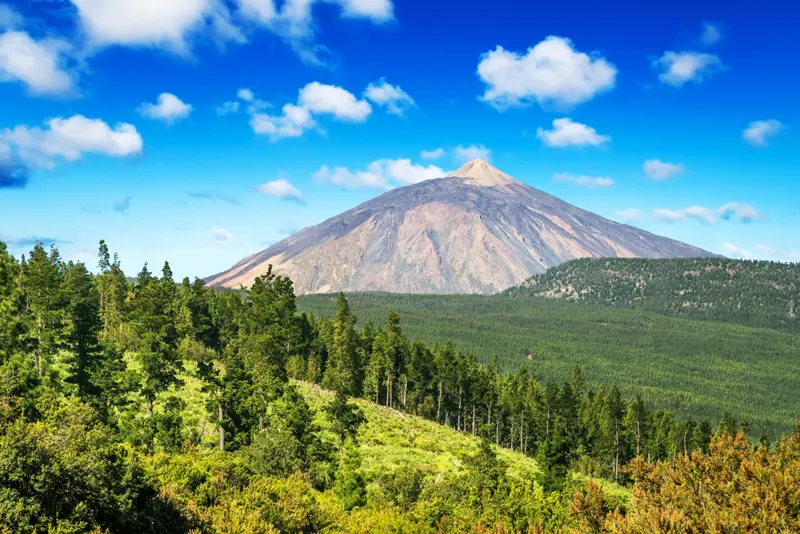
[207, 160, 714, 294]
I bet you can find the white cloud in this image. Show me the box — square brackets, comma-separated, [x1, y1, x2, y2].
[251, 103, 316, 141]
[314, 157, 444, 190]
[298, 82, 371, 121]
[453, 144, 491, 163]
[477, 36, 616, 109]
[364, 78, 415, 116]
[379, 158, 445, 185]
[643, 159, 685, 180]
[537, 118, 610, 147]
[742, 120, 785, 147]
[71, 0, 243, 53]
[653, 208, 687, 223]
[683, 205, 716, 224]
[653, 51, 722, 87]
[755, 244, 774, 254]
[1, 115, 143, 169]
[723, 242, 754, 260]
[616, 208, 644, 223]
[421, 148, 445, 160]
[0, 4, 23, 30]
[216, 101, 240, 115]
[313, 164, 387, 190]
[718, 202, 763, 222]
[335, 0, 393, 21]
[212, 226, 234, 244]
[553, 172, 613, 188]
[235, 0, 393, 65]
[258, 178, 303, 201]
[653, 202, 762, 225]
[138, 93, 193, 124]
[70, 0, 393, 64]
[701, 22, 722, 45]
[237, 87, 255, 101]
[0, 31, 75, 95]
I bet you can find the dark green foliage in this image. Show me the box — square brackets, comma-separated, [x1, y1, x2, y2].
[298, 291, 800, 436]
[0, 398, 182, 533]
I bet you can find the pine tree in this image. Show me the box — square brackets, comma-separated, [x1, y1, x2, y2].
[322, 293, 360, 396]
[20, 243, 66, 376]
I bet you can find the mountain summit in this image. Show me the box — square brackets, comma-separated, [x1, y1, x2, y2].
[207, 162, 714, 294]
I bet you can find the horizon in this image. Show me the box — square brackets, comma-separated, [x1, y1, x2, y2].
[2, 0, 798, 279]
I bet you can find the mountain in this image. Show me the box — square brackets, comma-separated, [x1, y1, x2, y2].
[506, 257, 800, 332]
[207, 159, 714, 294]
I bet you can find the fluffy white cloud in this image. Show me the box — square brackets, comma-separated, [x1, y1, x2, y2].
[216, 101, 240, 115]
[537, 118, 610, 147]
[421, 148, 445, 160]
[723, 242, 754, 259]
[235, 0, 393, 65]
[553, 172, 613, 188]
[616, 208, 644, 223]
[379, 158, 445, 185]
[701, 22, 722, 45]
[70, 0, 393, 63]
[237, 88, 255, 101]
[335, 0, 393, 21]
[313, 164, 387, 190]
[1, 115, 143, 169]
[0, 31, 75, 95]
[653, 51, 722, 87]
[299, 82, 371, 121]
[653, 209, 687, 223]
[477, 36, 616, 109]
[212, 226, 234, 244]
[453, 144, 491, 163]
[742, 120, 785, 147]
[683, 205, 716, 224]
[314, 157, 444, 190]
[718, 202, 763, 222]
[364, 78, 415, 116]
[258, 178, 303, 201]
[654, 202, 762, 225]
[138, 93, 193, 124]
[71, 0, 243, 53]
[251, 103, 316, 141]
[643, 159, 685, 180]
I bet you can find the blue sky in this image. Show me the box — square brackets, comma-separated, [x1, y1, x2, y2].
[1, 0, 798, 278]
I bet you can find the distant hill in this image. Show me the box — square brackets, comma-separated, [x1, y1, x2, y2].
[506, 258, 800, 333]
[207, 160, 713, 294]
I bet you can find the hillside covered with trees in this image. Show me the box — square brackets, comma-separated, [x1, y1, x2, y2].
[298, 292, 800, 437]
[1, 240, 799, 532]
[506, 257, 800, 332]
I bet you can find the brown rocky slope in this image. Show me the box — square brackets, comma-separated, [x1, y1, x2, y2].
[207, 160, 715, 294]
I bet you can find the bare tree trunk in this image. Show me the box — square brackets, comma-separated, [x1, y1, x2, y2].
[259, 413, 264, 432]
[636, 420, 641, 457]
[472, 405, 476, 435]
[218, 403, 225, 451]
[436, 379, 443, 422]
[147, 399, 154, 419]
[487, 400, 492, 426]
[402, 376, 407, 408]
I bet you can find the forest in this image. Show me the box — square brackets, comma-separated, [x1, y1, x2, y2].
[1, 240, 799, 533]
[507, 257, 800, 333]
[298, 291, 800, 437]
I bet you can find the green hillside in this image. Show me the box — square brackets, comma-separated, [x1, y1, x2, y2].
[507, 258, 800, 333]
[297, 292, 800, 436]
